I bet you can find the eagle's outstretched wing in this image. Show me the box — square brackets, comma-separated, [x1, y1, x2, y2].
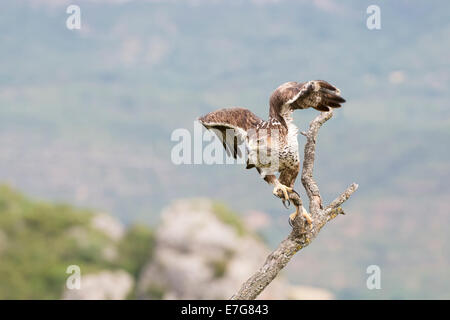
[271, 80, 346, 112]
[198, 107, 263, 158]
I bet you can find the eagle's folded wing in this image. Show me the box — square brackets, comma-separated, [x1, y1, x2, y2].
[198, 107, 263, 159]
[272, 80, 346, 112]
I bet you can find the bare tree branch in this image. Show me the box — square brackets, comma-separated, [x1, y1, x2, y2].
[230, 110, 358, 300]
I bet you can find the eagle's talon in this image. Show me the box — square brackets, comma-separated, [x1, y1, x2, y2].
[282, 199, 290, 209]
[288, 216, 294, 227]
[272, 183, 292, 201]
[289, 206, 300, 227]
[289, 206, 313, 227]
[290, 189, 300, 198]
[289, 211, 298, 224]
[301, 206, 313, 224]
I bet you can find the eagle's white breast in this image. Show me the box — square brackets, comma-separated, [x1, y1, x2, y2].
[247, 117, 299, 177]
[279, 119, 300, 170]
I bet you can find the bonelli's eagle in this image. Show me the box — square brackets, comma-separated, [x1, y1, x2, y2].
[199, 80, 345, 224]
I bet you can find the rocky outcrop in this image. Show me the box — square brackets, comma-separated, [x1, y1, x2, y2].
[91, 213, 125, 241]
[137, 199, 334, 300]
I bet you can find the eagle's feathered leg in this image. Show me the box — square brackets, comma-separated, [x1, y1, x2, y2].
[279, 165, 312, 225]
[273, 182, 293, 206]
[269, 173, 295, 209]
[257, 173, 291, 205]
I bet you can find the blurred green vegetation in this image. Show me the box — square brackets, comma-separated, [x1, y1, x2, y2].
[0, 185, 154, 299]
[116, 225, 154, 278]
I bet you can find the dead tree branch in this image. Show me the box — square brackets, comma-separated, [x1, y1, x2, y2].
[230, 110, 358, 300]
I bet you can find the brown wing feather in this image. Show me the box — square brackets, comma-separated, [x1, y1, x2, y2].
[270, 80, 346, 112]
[198, 107, 263, 159]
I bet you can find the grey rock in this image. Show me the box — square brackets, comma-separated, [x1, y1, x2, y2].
[137, 199, 333, 300]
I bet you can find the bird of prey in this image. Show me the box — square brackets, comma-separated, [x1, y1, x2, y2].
[199, 80, 345, 225]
